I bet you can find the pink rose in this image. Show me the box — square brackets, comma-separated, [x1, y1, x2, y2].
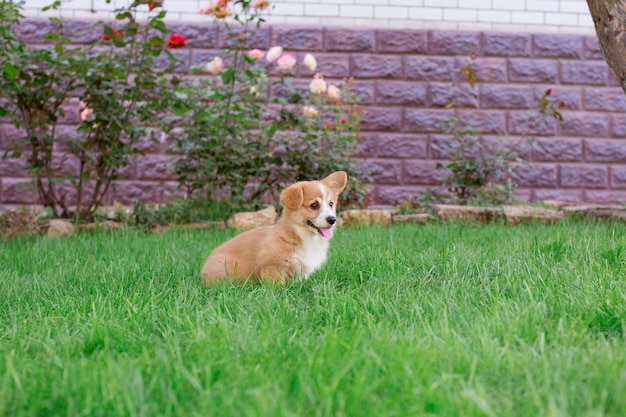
[206, 56, 224, 75]
[251, 0, 269, 10]
[266, 46, 283, 63]
[327, 85, 341, 99]
[80, 101, 93, 121]
[276, 53, 296, 71]
[302, 53, 317, 71]
[309, 74, 327, 94]
[302, 105, 318, 118]
[247, 48, 265, 60]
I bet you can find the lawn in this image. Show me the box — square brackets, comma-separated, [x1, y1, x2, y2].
[1, 220, 625, 417]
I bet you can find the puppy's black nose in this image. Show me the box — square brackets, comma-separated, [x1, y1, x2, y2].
[326, 216, 336, 225]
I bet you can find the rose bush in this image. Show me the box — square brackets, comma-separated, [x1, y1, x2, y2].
[170, 0, 366, 210]
[0, 0, 181, 220]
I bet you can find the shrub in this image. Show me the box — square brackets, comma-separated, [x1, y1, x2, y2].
[170, 0, 367, 211]
[402, 55, 564, 210]
[0, 0, 181, 221]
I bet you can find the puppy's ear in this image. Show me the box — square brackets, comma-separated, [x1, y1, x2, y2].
[322, 171, 348, 195]
[280, 184, 304, 210]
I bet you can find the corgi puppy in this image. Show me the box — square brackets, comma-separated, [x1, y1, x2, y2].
[201, 171, 348, 285]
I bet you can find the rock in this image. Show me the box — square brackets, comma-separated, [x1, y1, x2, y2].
[392, 213, 435, 224]
[502, 205, 564, 225]
[228, 206, 277, 231]
[541, 200, 579, 209]
[77, 221, 124, 232]
[46, 219, 75, 237]
[562, 205, 626, 221]
[433, 204, 503, 223]
[340, 209, 392, 226]
[0, 209, 39, 239]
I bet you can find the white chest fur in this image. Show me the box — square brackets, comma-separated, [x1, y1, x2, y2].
[292, 234, 330, 278]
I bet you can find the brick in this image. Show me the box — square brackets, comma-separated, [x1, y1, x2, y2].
[482, 135, 533, 160]
[273, 28, 323, 51]
[429, 31, 481, 56]
[308, 53, 350, 78]
[473, 58, 508, 82]
[190, 49, 221, 68]
[608, 71, 622, 87]
[360, 107, 403, 132]
[364, 158, 402, 184]
[0, 155, 28, 177]
[584, 191, 626, 204]
[352, 54, 403, 79]
[325, 29, 375, 52]
[137, 154, 173, 180]
[509, 110, 558, 136]
[532, 34, 583, 59]
[533, 188, 584, 202]
[356, 133, 378, 157]
[377, 134, 428, 158]
[405, 109, 455, 133]
[404, 160, 446, 185]
[512, 164, 557, 187]
[14, 19, 57, 43]
[373, 185, 427, 205]
[610, 166, 626, 188]
[406, 56, 457, 81]
[218, 26, 270, 49]
[350, 81, 375, 105]
[376, 81, 427, 106]
[166, 23, 218, 48]
[585, 139, 626, 162]
[457, 110, 507, 134]
[481, 85, 531, 109]
[0, 125, 27, 148]
[533, 137, 582, 161]
[154, 48, 191, 73]
[531, 86, 581, 110]
[560, 112, 609, 137]
[0, 178, 36, 204]
[112, 181, 164, 204]
[162, 181, 186, 202]
[430, 134, 474, 159]
[64, 20, 106, 45]
[560, 164, 608, 188]
[377, 30, 428, 53]
[611, 115, 626, 137]
[560, 61, 609, 86]
[583, 36, 604, 60]
[430, 83, 478, 108]
[509, 59, 558, 83]
[484, 33, 531, 57]
[583, 88, 626, 112]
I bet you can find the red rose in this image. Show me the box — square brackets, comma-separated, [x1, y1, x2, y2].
[102, 29, 120, 41]
[147, 0, 162, 11]
[545, 88, 552, 96]
[168, 34, 185, 49]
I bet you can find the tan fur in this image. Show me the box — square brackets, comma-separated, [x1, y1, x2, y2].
[201, 171, 347, 285]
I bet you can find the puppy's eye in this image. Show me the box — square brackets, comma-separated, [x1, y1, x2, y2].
[329, 201, 334, 208]
[310, 202, 320, 210]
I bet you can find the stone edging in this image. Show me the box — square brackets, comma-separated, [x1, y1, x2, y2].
[1, 201, 626, 240]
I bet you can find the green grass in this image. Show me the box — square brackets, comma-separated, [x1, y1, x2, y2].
[1, 220, 626, 417]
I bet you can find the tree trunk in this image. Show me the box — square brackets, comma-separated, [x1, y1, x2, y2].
[587, 0, 626, 96]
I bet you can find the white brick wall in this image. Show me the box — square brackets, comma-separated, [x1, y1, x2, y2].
[20, 0, 595, 34]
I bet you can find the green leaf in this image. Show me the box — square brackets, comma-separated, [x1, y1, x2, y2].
[3, 63, 18, 82]
[221, 68, 235, 84]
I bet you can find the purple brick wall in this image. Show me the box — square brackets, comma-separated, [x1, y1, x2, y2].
[1, 20, 626, 208]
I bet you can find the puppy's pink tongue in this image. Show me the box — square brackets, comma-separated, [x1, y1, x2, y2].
[320, 228, 334, 239]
